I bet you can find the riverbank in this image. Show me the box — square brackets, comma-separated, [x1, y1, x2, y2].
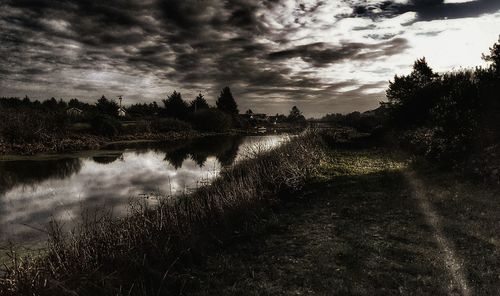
[172, 146, 500, 295]
[0, 131, 325, 295]
[0, 130, 225, 156]
[3, 131, 498, 295]
[0, 128, 305, 156]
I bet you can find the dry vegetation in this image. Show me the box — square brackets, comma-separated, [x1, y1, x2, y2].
[0, 131, 326, 296]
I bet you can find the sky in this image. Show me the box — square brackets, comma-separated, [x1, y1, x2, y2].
[1, 0, 500, 117]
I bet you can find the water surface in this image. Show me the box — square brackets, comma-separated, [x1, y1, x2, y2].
[0, 135, 287, 244]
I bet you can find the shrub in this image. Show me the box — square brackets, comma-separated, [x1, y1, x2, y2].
[121, 121, 152, 134]
[191, 109, 232, 132]
[385, 38, 500, 167]
[0, 109, 69, 143]
[150, 118, 192, 133]
[89, 114, 122, 137]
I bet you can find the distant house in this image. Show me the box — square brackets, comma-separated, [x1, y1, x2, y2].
[267, 116, 278, 125]
[66, 107, 83, 116]
[242, 113, 267, 122]
[252, 113, 267, 121]
[117, 107, 127, 117]
[117, 96, 127, 117]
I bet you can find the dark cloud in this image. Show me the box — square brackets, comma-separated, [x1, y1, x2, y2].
[351, 0, 500, 22]
[268, 38, 409, 67]
[1, 0, 499, 116]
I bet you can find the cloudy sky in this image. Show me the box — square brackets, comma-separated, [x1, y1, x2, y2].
[1, 0, 500, 117]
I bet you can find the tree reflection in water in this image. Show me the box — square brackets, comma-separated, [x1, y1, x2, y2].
[0, 158, 83, 195]
[162, 135, 244, 168]
[92, 153, 123, 165]
[0, 135, 284, 244]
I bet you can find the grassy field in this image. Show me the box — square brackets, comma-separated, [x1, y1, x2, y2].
[178, 148, 500, 295]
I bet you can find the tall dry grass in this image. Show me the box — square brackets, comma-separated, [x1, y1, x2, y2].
[0, 131, 325, 296]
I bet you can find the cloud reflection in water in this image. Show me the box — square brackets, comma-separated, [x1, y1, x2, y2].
[0, 135, 286, 243]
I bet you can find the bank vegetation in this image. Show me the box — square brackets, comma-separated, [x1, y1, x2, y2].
[0, 131, 326, 296]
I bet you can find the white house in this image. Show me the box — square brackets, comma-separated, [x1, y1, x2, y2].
[117, 96, 127, 117]
[118, 107, 127, 117]
[66, 107, 83, 116]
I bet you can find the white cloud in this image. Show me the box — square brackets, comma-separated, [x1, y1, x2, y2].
[257, 1, 500, 113]
[444, 0, 477, 3]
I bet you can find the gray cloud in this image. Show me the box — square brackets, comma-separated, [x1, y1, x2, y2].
[350, 0, 500, 22]
[268, 38, 409, 67]
[0, 0, 499, 116]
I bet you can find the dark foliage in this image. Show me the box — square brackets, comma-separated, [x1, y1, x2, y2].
[482, 39, 500, 74]
[321, 107, 387, 133]
[68, 98, 94, 111]
[386, 58, 440, 127]
[163, 91, 189, 119]
[1, 96, 67, 112]
[127, 102, 161, 118]
[88, 114, 122, 137]
[216, 87, 238, 115]
[95, 96, 119, 118]
[191, 109, 232, 132]
[189, 93, 210, 112]
[287, 106, 306, 123]
[0, 108, 69, 143]
[151, 118, 192, 133]
[386, 37, 500, 164]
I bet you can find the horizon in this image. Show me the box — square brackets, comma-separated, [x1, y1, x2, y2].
[1, 0, 500, 117]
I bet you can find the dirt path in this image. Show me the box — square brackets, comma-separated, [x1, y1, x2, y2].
[404, 171, 471, 296]
[180, 150, 499, 295]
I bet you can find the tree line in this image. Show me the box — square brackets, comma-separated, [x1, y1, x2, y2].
[384, 37, 500, 165]
[0, 86, 242, 141]
[319, 37, 500, 176]
[125, 87, 239, 119]
[0, 86, 239, 118]
[0, 85, 307, 144]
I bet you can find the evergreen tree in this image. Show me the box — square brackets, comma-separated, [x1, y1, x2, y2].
[386, 58, 440, 126]
[189, 93, 210, 112]
[68, 98, 93, 111]
[411, 58, 437, 85]
[22, 95, 31, 105]
[288, 106, 305, 122]
[483, 36, 500, 74]
[216, 87, 238, 115]
[163, 91, 188, 119]
[68, 98, 80, 108]
[42, 97, 59, 109]
[96, 95, 119, 117]
[57, 99, 67, 109]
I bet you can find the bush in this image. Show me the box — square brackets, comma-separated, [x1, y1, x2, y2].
[385, 39, 500, 166]
[0, 109, 69, 143]
[89, 114, 122, 137]
[150, 118, 192, 133]
[191, 109, 232, 132]
[121, 121, 152, 134]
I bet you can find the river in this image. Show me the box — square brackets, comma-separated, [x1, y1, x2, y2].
[0, 134, 288, 245]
